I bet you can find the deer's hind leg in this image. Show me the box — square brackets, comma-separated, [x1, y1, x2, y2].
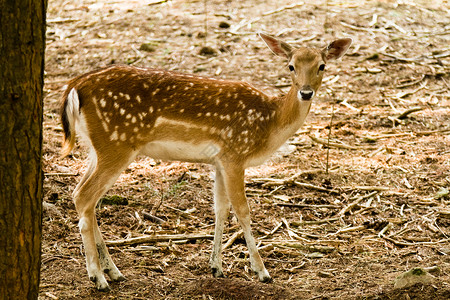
[73, 150, 137, 291]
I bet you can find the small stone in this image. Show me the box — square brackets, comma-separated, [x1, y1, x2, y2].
[318, 271, 333, 278]
[394, 267, 434, 289]
[48, 192, 59, 202]
[100, 195, 129, 206]
[139, 43, 157, 52]
[219, 21, 230, 29]
[199, 46, 217, 56]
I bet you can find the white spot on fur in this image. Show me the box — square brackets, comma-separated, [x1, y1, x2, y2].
[110, 131, 119, 141]
[152, 88, 160, 96]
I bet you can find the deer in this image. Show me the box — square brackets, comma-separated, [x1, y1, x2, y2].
[60, 33, 352, 291]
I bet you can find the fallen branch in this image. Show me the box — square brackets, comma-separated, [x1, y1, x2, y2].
[252, 169, 325, 186]
[44, 172, 78, 177]
[334, 225, 366, 234]
[381, 52, 422, 63]
[252, 176, 339, 194]
[396, 75, 426, 88]
[340, 99, 359, 111]
[231, 2, 305, 33]
[292, 182, 339, 194]
[363, 129, 450, 140]
[340, 21, 382, 32]
[344, 186, 391, 192]
[142, 211, 165, 224]
[276, 203, 341, 209]
[390, 80, 428, 100]
[381, 236, 450, 247]
[148, 0, 170, 6]
[337, 191, 378, 216]
[397, 107, 424, 120]
[309, 135, 378, 150]
[222, 230, 244, 251]
[276, 243, 335, 253]
[106, 233, 214, 247]
[291, 217, 339, 227]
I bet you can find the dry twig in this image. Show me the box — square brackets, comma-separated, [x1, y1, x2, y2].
[223, 230, 244, 251]
[291, 217, 339, 227]
[309, 135, 378, 150]
[231, 2, 305, 33]
[337, 191, 378, 216]
[106, 234, 214, 246]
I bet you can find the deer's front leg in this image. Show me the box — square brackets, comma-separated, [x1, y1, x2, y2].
[210, 167, 230, 278]
[221, 163, 272, 283]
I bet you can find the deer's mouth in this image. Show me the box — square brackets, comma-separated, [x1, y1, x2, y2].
[298, 89, 314, 101]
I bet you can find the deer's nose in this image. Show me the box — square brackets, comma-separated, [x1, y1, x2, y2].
[299, 87, 314, 101]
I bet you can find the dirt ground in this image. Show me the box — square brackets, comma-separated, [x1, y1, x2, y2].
[40, 0, 450, 299]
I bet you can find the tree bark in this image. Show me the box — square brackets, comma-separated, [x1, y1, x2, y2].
[0, 1, 47, 299]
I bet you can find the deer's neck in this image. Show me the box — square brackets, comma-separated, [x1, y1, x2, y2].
[275, 87, 311, 133]
[245, 87, 311, 168]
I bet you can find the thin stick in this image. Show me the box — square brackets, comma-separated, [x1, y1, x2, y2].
[326, 104, 334, 174]
[276, 203, 341, 209]
[142, 211, 165, 224]
[292, 181, 339, 194]
[277, 243, 335, 253]
[334, 225, 366, 234]
[204, 0, 208, 44]
[254, 176, 339, 194]
[106, 233, 214, 247]
[291, 217, 339, 226]
[44, 172, 78, 177]
[222, 230, 243, 251]
[346, 186, 391, 192]
[381, 236, 450, 247]
[148, 0, 169, 6]
[397, 107, 423, 120]
[337, 191, 378, 216]
[231, 2, 305, 33]
[309, 135, 378, 150]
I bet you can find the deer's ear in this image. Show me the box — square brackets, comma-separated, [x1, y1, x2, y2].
[259, 33, 293, 59]
[323, 38, 352, 60]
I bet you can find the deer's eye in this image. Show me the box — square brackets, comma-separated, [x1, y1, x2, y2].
[318, 64, 326, 72]
[288, 65, 295, 72]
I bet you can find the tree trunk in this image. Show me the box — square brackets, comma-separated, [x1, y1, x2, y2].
[0, 1, 47, 299]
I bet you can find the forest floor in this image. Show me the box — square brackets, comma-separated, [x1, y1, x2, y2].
[40, 0, 450, 299]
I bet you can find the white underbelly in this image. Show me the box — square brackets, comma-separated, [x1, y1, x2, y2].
[140, 140, 221, 163]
